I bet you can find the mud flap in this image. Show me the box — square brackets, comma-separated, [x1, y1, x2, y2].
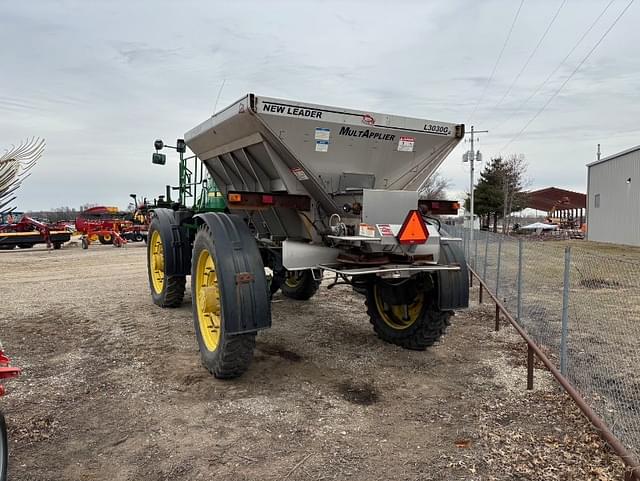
[151, 208, 192, 277]
[194, 212, 271, 334]
[437, 240, 469, 310]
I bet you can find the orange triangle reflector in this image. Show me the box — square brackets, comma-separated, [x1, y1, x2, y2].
[397, 210, 429, 245]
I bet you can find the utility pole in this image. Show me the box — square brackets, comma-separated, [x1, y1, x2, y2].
[463, 125, 488, 242]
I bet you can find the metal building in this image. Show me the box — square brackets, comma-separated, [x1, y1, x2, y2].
[586, 145, 640, 246]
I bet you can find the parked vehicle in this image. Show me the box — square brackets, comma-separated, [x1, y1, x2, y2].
[147, 94, 468, 379]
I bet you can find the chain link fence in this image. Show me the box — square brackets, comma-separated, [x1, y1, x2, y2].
[446, 224, 640, 459]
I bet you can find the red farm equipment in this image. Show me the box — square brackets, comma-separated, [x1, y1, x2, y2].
[75, 206, 147, 249]
[0, 214, 71, 250]
[0, 349, 20, 480]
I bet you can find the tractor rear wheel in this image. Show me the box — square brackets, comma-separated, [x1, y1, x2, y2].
[147, 221, 185, 308]
[365, 278, 452, 350]
[0, 410, 7, 481]
[281, 269, 321, 300]
[192, 225, 256, 379]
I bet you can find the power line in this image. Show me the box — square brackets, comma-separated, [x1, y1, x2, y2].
[491, 0, 616, 131]
[497, 0, 635, 152]
[489, 0, 568, 114]
[467, 0, 525, 123]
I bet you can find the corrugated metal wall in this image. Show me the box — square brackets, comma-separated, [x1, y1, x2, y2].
[587, 149, 640, 246]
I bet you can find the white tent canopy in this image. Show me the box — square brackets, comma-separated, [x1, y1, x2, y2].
[520, 222, 558, 231]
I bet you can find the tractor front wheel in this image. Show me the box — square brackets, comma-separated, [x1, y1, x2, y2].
[365, 278, 452, 350]
[147, 220, 185, 308]
[281, 269, 321, 300]
[191, 225, 256, 378]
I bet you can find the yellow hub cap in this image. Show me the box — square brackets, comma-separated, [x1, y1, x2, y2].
[149, 230, 165, 294]
[195, 249, 221, 351]
[374, 285, 424, 330]
[103, 234, 112, 241]
[285, 272, 302, 288]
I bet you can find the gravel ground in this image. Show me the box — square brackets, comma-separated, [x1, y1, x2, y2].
[0, 242, 626, 480]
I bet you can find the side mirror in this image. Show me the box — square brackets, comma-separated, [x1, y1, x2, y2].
[152, 153, 166, 165]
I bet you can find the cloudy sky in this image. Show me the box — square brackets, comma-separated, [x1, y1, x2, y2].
[1, 0, 638, 211]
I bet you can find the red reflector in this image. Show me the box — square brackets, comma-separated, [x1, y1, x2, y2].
[397, 210, 429, 245]
[262, 195, 274, 205]
[228, 193, 242, 203]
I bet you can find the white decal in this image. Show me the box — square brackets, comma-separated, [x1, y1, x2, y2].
[315, 140, 329, 152]
[359, 224, 376, 237]
[290, 167, 309, 181]
[315, 127, 330, 141]
[376, 224, 395, 237]
[398, 136, 415, 152]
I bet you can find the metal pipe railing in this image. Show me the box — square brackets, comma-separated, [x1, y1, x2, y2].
[468, 265, 640, 480]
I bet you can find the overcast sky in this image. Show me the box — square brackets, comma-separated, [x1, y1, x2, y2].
[1, 0, 638, 211]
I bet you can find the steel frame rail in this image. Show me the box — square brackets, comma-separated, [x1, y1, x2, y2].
[469, 265, 640, 480]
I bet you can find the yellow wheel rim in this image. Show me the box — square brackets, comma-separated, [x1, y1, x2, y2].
[103, 234, 112, 241]
[284, 272, 301, 288]
[89, 234, 99, 242]
[149, 230, 165, 294]
[374, 285, 424, 330]
[195, 249, 221, 352]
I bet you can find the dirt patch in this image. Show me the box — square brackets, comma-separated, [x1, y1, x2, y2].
[257, 342, 303, 362]
[579, 277, 622, 289]
[0, 243, 626, 480]
[336, 380, 379, 406]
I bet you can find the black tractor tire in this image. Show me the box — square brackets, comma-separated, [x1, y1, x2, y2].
[53, 242, 62, 250]
[81, 237, 89, 250]
[191, 224, 256, 379]
[17, 243, 34, 249]
[147, 219, 185, 308]
[98, 235, 113, 245]
[280, 270, 321, 300]
[133, 233, 144, 242]
[0, 410, 7, 481]
[365, 280, 452, 351]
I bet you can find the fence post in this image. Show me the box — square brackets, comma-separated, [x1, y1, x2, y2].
[495, 235, 503, 298]
[560, 246, 572, 376]
[527, 344, 534, 390]
[517, 239, 523, 322]
[474, 233, 479, 271]
[482, 233, 489, 280]
[463, 228, 468, 262]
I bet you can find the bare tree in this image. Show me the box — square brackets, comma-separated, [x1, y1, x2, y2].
[419, 173, 452, 200]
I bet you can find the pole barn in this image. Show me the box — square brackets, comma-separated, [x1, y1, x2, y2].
[587, 145, 640, 246]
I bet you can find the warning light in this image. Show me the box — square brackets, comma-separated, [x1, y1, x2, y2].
[228, 193, 242, 203]
[397, 210, 429, 245]
[452, 202, 460, 210]
[262, 195, 274, 205]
